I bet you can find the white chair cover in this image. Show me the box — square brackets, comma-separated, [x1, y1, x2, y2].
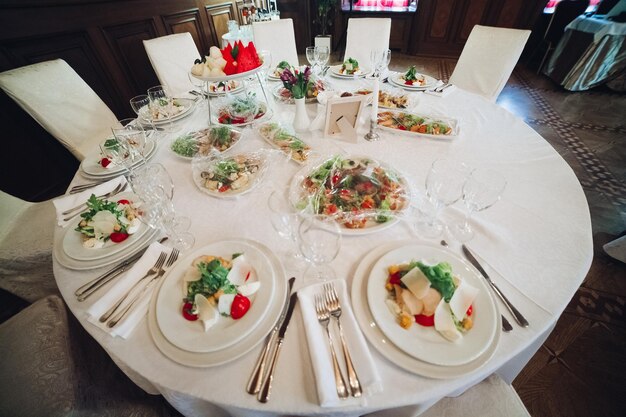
[0, 59, 119, 161]
[344, 18, 392, 71]
[0, 190, 58, 302]
[449, 25, 530, 102]
[143, 32, 201, 96]
[252, 18, 299, 68]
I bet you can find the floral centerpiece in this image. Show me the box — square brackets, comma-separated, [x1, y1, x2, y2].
[280, 66, 312, 100]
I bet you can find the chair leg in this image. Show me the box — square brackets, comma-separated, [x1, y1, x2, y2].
[537, 42, 553, 75]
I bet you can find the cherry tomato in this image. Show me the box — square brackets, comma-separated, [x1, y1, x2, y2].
[117, 199, 131, 205]
[388, 271, 402, 286]
[325, 204, 338, 215]
[398, 125, 407, 131]
[466, 304, 473, 316]
[231, 294, 251, 319]
[414, 314, 435, 327]
[109, 232, 129, 243]
[361, 200, 374, 209]
[340, 189, 351, 197]
[331, 174, 341, 186]
[100, 158, 111, 168]
[218, 185, 230, 193]
[182, 302, 198, 321]
[405, 80, 413, 85]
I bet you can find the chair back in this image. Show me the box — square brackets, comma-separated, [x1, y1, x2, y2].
[0, 190, 31, 241]
[252, 19, 299, 68]
[0, 59, 119, 161]
[596, 0, 619, 15]
[344, 18, 392, 71]
[143, 33, 201, 96]
[449, 25, 530, 102]
[545, 0, 589, 44]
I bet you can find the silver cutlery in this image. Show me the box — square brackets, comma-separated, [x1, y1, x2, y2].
[462, 245, 529, 327]
[324, 283, 362, 398]
[74, 237, 168, 302]
[433, 83, 451, 93]
[62, 182, 127, 217]
[107, 248, 179, 328]
[98, 251, 167, 323]
[247, 277, 295, 395]
[257, 292, 298, 403]
[315, 293, 349, 399]
[69, 181, 108, 194]
[440, 240, 513, 332]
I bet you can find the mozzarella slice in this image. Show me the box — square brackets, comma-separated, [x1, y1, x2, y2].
[194, 294, 218, 332]
[182, 266, 201, 294]
[449, 279, 479, 320]
[218, 293, 235, 316]
[227, 255, 257, 286]
[400, 288, 424, 315]
[434, 299, 462, 343]
[238, 281, 260, 297]
[401, 267, 431, 299]
[126, 218, 141, 235]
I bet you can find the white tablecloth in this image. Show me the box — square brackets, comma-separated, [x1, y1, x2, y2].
[53, 77, 592, 417]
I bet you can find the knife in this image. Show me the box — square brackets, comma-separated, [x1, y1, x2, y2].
[74, 237, 167, 301]
[246, 277, 295, 395]
[257, 292, 298, 403]
[462, 245, 529, 328]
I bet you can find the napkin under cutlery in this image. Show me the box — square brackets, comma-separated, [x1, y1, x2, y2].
[298, 279, 382, 407]
[86, 242, 171, 338]
[53, 176, 127, 227]
[424, 82, 457, 98]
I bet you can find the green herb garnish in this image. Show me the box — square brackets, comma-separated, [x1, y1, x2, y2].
[171, 134, 198, 157]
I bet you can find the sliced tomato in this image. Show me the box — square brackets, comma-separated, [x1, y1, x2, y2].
[324, 203, 338, 215]
[466, 304, 473, 316]
[109, 232, 129, 243]
[398, 125, 407, 131]
[405, 80, 413, 85]
[231, 294, 250, 319]
[361, 200, 374, 209]
[100, 158, 111, 168]
[117, 199, 131, 205]
[388, 271, 402, 286]
[331, 174, 341, 186]
[414, 314, 435, 327]
[182, 302, 198, 321]
[218, 185, 230, 193]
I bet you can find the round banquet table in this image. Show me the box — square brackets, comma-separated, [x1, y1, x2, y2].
[53, 76, 593, 417]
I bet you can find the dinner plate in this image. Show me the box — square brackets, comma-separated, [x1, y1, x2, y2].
[272, 84, 319, 104]
[366, 244, 498, 366]
[138, 98, 197, 126]
[267, 73, 282, 82]
[62, 192, 150, 261]
[80, 133, 157, 177]
[351, 240, 501, 379]
[389, 72, 438, 90]
[148, 239, 288, 367]
[155, 240, 276, 353]
[214, 105, 273, 128]
[207, 80, 244, 96]
[288, 155, 411, 235]
[377, 110, 460, 140]
[54, 227, 159, 270]
[329, 64, 370, 78]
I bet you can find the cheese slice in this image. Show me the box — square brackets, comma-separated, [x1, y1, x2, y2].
[218, 293, 235, 315]
[400, 288, 424, 315]
[434, 299, 462, 343]
[238, 281, 260, 297]
[448, 280, 478, 320]
[194, 294, 218, 332]
[227, 255, 257, 286]
[401, 267, 431, 299]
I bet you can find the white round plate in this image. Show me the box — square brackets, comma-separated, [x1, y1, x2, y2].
[148, 239, 288, 367]
[62, 192, 150, 261]
[367, 244, 498, 366]
[329, 65, 370, 78]
[389, 72, 438, 90]
[54, 228, 159, 270]
[156, 240, 276, 353]
[80, 134, 157, 177]
[190, 65, 262, 82]
[288, 156, 411, 235]
[207, 81, 244, 96]
[351, 241, 501, 379]
[214, 105, 273, 128]
[138, 98, 197, 126]
[267, 73, 282, 82]
[272, 84, 319, 104]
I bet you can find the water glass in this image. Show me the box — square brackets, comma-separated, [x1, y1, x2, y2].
[147, 85, 177, 133]
[298, 215, 341, 282]
[110, 118, 147, 173]
[267, 190, 302, 260]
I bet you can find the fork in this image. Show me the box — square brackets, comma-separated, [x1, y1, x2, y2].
[315, 293, 349, 399]
[69, 180, 108, 194]
[107, 249, 179, 328]
[62, 182, 127, 217]
[324, 283, 362, 397]
[98, 251, 167, 323]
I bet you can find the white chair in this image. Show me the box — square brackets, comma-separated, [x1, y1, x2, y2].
[0, 59, 119, 161]
[143, 32, 201, 97]
[252, 18, 299, 67]
[0, 190, 58, 303]
[449, 25, 531, 102]
[344, 18, 391, 71]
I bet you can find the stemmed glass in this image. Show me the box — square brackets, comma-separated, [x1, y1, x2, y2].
[315, 46, 330, 71]
[415, 159, 470, 239]
[306, 46, 318, 74]
[258, 49, 272, 79]
[130, 94, 162, 140]
[107, 118, 147, 177]
[298, 215, 342, 282]
[147, 85, 177, 133]
[449, 168, 507, 242]
[370, 49, 391, 77]
[267, 189, 302, 261]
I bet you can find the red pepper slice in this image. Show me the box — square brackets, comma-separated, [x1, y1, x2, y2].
[466, 304, 473, 316]
[100, 158, 111, 168]
[388, 271, 402, 286]
[415, 314, 435, 327]
[117, 199, 131, 205]
[182, 302, 198, 321]
[109, 232, 129, 243]
[218, 184, 230, 193]
[231, 294, 250, 319]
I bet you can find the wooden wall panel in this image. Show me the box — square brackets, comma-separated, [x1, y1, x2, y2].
[276, 0, 311, 52]
[458, 0, 489, 41]
[429, 0, 456, 39]
[205, 3, 236, 46]
[162, 9, 209, 54]
[495, 1, 525, 29]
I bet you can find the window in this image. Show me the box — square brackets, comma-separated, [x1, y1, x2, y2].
[544, 0, 600, 14]
[341, 0, 417, 12]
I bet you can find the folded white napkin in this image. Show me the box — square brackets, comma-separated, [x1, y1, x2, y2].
[53, 176, 127, 227]
[298, 279, 382, 407]
[86, 242, 171, 339]
[424, 82, 457, 98]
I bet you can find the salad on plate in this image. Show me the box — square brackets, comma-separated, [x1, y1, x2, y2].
[293, 156, 409, 230]
[273, 78, 326, 104]
[181, 253, 260, 330]
[195, 153, 263, 195]
[377, 111, 457, 136]
[208, 80, 240, 94]
[258, 122, 311, 163]
[384, 260, 478, 343]
[170, 126, 242, 158]
[146, 98, 186, 121]
[216, 93, 267, 125]
[340, 57, 361, 75]
[271, 60, 293, 78]
[399, 66, 427, 87]
[75, 194, 141, 249]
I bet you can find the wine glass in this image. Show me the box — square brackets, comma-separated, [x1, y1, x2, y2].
[298, 215, 341, 282]
[306, 46, 319, 75]
[131, 163, 174, 201]
[415, 159, 470, 239]
[267, 189, 302, 261]
[110, 118, 147, 177]
[258, 49, 272, 79]
[147, 85, 177, 133]
[370, 49, 391, 77]
[449, 168, 507, 242]
[315, 45, 330, 75]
